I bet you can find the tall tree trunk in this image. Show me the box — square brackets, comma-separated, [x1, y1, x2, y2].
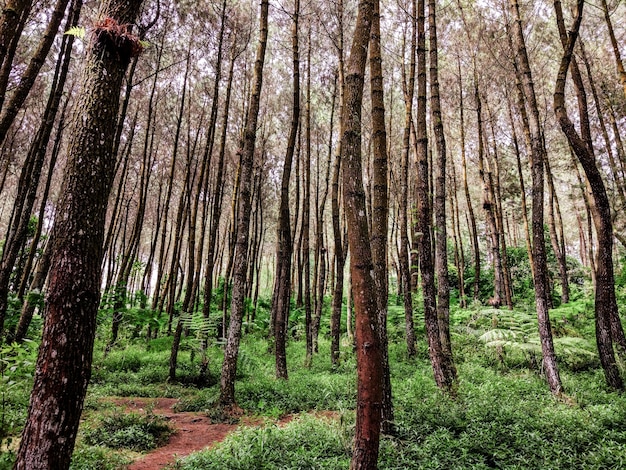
[220, 0, 269, 406]
[553, 0, 624, 390]
[429, 0, 456, 381]
[456, 57, 480, 303]
[400, 1, 416, 358]
[506, 90, 535, 283]
[0, 0, 71, 146]
[511, 0, 563, 395]
[341, 0, 383, 467]
[272, 0, 299, 379]
[545, 157, 569, 304]
[14, 1, 144, 467]
[0, 0, 80, 336]
[0, 0, 32, 120]
[369, 0, 392, 433]
[330, 2, 346, 366]
[475, 86, 503, 307]
[302, 30, 312, 367]
[449, 153, 466, 308]
[416, 0, 453, 391]
[599, 0, 626, 98]
[200, 36, 239, 379]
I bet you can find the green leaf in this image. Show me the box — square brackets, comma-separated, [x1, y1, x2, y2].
[64, 26, 86, 39]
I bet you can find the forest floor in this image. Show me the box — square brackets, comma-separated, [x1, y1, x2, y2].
[107, 397, 243, 469]
[110, 397, 331, 469]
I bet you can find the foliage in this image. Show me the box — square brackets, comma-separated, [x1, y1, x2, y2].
[0, 340, 36, 439]
[83, 410, 172, 451]
[69, 445, 133, 470]
[175, 415, 351, 470]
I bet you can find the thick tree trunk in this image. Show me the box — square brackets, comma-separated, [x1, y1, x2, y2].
[341, 0, 383, 467]
[14, 1, 144, 467]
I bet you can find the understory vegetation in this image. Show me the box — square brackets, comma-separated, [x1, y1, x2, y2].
[2, 262, 626, 469]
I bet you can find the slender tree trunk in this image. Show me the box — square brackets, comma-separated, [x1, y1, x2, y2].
[0, 0, 80, 336]
[554, 0, 624, 389]
[220, 0, 269, 406]
[0, 0, 71, 145]
[272, 0, 300, 378]
[511, 0, 563, 395]
[200, 37, 239, 379]
[400, 2, 416, 358]
[416, 0, 453, 391]
[429, 0, 456, 381]
[506, 91, 534, 283]
[302, 31, 313, 366]
[599, 0, 626, 98]
[456, 57, 480, 302]
[330, 14, 346, 366]
[369, 0, 393, 432]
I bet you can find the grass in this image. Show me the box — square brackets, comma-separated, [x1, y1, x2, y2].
[3, 293, 626, 469]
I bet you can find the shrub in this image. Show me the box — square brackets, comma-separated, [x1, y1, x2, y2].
[176, 415, 350, 470]
[83, 411, 172, 451]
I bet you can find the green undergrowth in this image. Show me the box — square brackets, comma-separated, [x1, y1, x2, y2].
[176, 360, 626, 469]
[82, 410, 173, 451]
[174, 414, 352, 469]
[3, 292, 626, 469]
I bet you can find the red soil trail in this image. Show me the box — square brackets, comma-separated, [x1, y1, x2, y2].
[108, 397, 339, 469]
[109, 397, 239, 470]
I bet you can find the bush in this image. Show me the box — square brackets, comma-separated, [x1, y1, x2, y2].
[69, 445, 132, 470]
[177, 415, 350, 470]
[83, 411, 172, 451]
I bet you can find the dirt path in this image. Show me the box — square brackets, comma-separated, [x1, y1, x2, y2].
[109, 398, 339, 469]
[109, 398, 240, 470]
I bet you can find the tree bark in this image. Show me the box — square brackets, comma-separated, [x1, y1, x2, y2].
[511, 0, 563, 395]
[429, 0, 456, 382]
[400, 1, 416, 358]
[341, 0, 383, 467]
[14, 1, 144, 467]
[220, 0, 269, 406]
[272, 0, 299, 378]
[369, 0, 392, 433]
[553, 0, 624, 390]
[415, 0, 453, 391]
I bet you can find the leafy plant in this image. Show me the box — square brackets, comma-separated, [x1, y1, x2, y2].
[1, 340, 36, 438]
[83, 410, 172, 451]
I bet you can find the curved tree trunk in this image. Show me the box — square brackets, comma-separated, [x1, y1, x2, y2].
[553, 0, 623, 390]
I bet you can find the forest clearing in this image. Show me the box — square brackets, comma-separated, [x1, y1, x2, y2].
[0, 0, 625, 467]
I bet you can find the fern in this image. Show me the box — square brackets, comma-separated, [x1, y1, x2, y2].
[64, 26, 86, 39]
